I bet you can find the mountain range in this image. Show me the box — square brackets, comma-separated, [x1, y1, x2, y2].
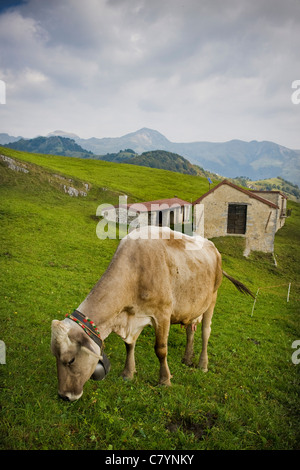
[1, 135, 93, 159]
[1, 128, 299, 185]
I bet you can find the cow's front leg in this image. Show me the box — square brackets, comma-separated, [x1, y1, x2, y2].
[154, 320, 172, 386]
[122, 341, 137, 380]
[182, 324, 195, 366]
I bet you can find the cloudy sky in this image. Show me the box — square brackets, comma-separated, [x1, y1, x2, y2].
[0, 0, 299, 148]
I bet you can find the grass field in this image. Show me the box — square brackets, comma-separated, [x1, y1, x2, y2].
[0, 147, 299, 450]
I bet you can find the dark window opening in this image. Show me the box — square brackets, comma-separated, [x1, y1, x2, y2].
[158, 211, 163, 226]
[227, 204, 247, 234]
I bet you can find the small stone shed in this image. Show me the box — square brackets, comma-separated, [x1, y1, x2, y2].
[192, 180, 287, 256]
[101, 196, 191, 229]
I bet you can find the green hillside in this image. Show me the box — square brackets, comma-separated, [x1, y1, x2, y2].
[99, 149, 138, 163]
[100, 149, 200, 176]
[0, 147, 299, 450]
[248, 177, 300, 202]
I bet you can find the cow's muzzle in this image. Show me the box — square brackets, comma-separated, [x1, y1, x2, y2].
[59, 393, 70, 401]
[91, 353, 111, 381]
[58, 390, 83, 402]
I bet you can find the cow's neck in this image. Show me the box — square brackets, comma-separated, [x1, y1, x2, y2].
[76, 262, 133, 340]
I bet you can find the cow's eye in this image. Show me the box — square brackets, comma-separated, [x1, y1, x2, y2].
[68, 358, 75, 366]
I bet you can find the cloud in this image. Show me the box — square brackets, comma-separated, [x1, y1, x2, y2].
[0, 0, 299, 147]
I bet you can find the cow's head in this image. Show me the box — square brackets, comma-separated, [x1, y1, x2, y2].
[51, 319, 101, 401]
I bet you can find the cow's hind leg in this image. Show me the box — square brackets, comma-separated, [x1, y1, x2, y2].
[198, 297, 216, 372]
[154, 319, 172, 386]
[182, 324, 195, 366]
[122, 341, 137, 380]
[198, 300, 217, 372]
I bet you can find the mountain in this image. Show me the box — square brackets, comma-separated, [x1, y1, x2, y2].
[3, 135, 94, 159]
[72, 128, 172, 155]
[47, 130, 81, 140]
[0, 133, 23, 145]
[173, 139, 300, 185]
[60, 128, 300, 185]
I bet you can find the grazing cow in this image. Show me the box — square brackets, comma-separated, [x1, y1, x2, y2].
[51, 226, 253, 401]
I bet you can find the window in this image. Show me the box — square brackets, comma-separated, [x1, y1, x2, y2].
[170, 210, 174, 226]
[227, 204, 247, 234]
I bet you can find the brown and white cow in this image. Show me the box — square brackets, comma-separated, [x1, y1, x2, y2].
[51, 226, 253, 401]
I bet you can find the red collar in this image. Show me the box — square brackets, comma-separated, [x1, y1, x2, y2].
[65, 310, 102, 349]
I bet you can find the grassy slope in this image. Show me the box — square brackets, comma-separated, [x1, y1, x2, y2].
[0, 147, 209, 203]
[0, 148, 299, 450]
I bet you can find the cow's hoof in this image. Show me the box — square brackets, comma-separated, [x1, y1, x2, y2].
[182, 358, 194, 367]
[159, 379, 172, 387]
[121, 373, 134, 381]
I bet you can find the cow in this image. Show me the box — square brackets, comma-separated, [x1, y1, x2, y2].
[51, 226, 253, 401]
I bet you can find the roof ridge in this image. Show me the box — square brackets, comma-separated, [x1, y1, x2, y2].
[192, 179, 279, 208]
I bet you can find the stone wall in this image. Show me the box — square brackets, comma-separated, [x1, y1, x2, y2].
[251, 191, 287, 231]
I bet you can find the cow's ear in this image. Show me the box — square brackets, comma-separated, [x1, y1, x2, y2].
[80, 333, 101, 359]
[51, 320, 70, 350]
[52, 319, 69, 335]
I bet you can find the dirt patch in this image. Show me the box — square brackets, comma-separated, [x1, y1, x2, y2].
[166, 411, 218, 440]
[248, 337, 261, 345]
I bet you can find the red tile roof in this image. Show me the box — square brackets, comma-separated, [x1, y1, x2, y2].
[122, 197, 190, 212]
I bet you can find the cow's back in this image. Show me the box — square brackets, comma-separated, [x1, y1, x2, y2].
[163, 232, 222, 322]
[122, 227, 222, 324]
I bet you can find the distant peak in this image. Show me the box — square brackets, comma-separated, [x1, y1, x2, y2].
[47, 130, 79, 139]
[128, 127, 171, 142]
[131, 127, 165, 136]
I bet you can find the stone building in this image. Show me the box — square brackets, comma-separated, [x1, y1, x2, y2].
[101, 196, 191, 230]
[192, 180, 287, 256]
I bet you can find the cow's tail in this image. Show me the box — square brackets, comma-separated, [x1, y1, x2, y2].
[222, 270, 255, 298]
